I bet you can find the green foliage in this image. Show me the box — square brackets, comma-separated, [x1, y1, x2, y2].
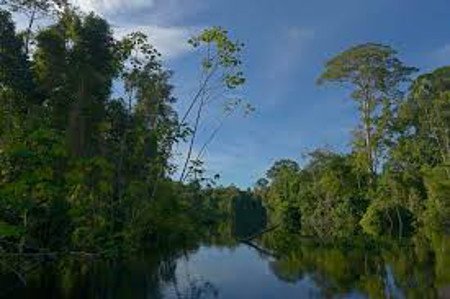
[423, 166, 450, 232]
[360, 202, 415, 237]
[0, 4, 252, 256]
[260, 150, 368, 238]
[188, 26, 245, 89]
[0, 221, 22, 237]
[0, 9, 34, 97]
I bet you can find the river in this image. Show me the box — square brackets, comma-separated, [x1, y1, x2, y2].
[3, 231, 450, 298]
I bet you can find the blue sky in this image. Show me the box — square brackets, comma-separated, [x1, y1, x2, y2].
[36, 1, 450, 187]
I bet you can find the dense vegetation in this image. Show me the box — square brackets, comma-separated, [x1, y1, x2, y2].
[256, 44, 450, 240]
[0, 1, 259, 256]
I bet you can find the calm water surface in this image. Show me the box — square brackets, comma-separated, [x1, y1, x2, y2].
[164, 245, 322, 299]
[4, 236, 450, 299]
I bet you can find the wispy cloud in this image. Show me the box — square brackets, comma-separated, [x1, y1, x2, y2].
[432, 43, 450, 65]
[286, 27, 315, 41]
[269, 26, 315, 79]
[260, 26, 315, 107]
[114, 25, 197, 59]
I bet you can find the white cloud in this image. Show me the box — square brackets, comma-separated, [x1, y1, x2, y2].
[287, 27, 315, 41]
[70, 0, 203, 24]
[114, 25, 196, 59]
[71, 0, 155, 14]
[68, 0, 202, 59]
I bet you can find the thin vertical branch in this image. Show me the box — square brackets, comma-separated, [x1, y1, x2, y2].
[179, 96, 205, 182]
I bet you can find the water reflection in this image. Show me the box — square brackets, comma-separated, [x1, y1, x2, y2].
[2, 232, 450, 298]
[2, 250, 220, 299]
[1, 202, 450, 299]
[260, 231, 450, 299]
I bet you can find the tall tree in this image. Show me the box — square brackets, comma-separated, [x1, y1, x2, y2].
[32, 21, 69, 127]
[66, 13, 118, 157]
[0, 9, 34, 95]
[318, 43, 417, 183]
[0, 8, 35, 141]
[179, 27, 249, 182]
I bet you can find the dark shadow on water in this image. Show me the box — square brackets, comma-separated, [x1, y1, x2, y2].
[2, 198, 450, 299]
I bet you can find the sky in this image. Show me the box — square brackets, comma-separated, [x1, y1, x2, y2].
[15, 0, 450, 187]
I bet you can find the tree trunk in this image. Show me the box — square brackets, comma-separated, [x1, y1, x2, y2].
[19, 210, 28, 253]
[179, 97, 205, 182]
[362, 95, 374, 186]
[395, 206, 403, 239]
[385, 209, 394, 236]
[24, 4, 37, 56]
[69, 77, 86, 157]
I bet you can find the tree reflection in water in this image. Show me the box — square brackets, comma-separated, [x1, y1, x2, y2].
[261, 229, 450, 299]
[2, 206, 450, 299]
[0, 249, 219, 299]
